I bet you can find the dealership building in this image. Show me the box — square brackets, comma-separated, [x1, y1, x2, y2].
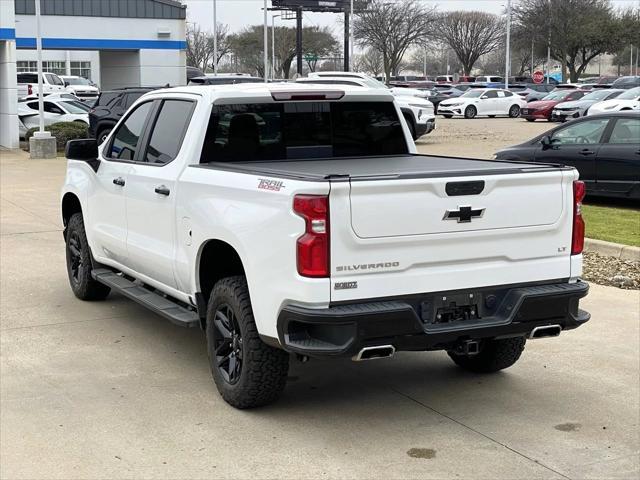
[0, 0, 187, 149]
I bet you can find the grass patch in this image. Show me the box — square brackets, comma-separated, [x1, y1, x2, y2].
[582, 204, 640, 247]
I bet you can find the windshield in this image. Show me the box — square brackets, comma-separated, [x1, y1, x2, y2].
[618, 87, 640, 100]
[461, 90, 484, 98]
[582, 89, 616, 101]
[542, 91, 570, 101]
[60, 100, 90, 113]
[64, 77, 91, 85]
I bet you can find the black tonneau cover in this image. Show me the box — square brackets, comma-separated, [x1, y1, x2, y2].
[196, 154, 569, 182]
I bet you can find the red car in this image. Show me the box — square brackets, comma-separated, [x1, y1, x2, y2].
[521, 89, 588, 121]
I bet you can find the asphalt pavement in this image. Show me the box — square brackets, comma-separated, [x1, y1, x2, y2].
[1, 147, 638, 480]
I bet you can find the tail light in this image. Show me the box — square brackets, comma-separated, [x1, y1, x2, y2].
[27, 84, 33, 95]
[293, 195, 329, 277]
[572, 181, 586, 255]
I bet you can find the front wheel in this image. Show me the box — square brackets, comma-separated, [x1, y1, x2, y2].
[206, 276, 289, 409]
[464, 105, 477, 119]
[448, 337, 526, 373]
[508, 105, 521, 118]
[65, 213, 111, 300]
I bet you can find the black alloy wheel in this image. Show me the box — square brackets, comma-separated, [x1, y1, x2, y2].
[212, 303, 243, 384]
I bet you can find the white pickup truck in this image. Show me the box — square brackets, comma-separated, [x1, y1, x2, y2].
[17, 71, 66, 99]
[61, 83, 590, 409]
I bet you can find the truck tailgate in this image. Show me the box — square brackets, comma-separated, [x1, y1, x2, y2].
[330, 169, 577, 302]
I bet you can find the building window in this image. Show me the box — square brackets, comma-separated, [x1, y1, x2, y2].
[70, 61, 92, 80]
[17, 61, 37, 73]
[42, 61, 66, 75]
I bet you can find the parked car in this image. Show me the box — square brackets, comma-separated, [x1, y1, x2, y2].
[61, 82, 590, 409]
[17, 97, 89, 138]
[551, 89, 625, 121]
[435, 75, 455, 83]
[16, 71, 66, 99]
[586, 86, 640, 115]
[89, 87, 159, 143]
[188, 74, 264, 85]
[521, 89, 588, 121]
[427, 86, 466, 112]
[495, 112, 639, 199]
[524, 83, 557, 102]
[474, 75, 504, 86]
[295, 77, 436, 139]
[60, 76, 100, 102]
[578, 76, 617, 85]
[611, 76, 640, 89]
[438, 88, 526, 119]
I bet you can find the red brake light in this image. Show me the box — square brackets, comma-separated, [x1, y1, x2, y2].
[27, 84, 33, 95]
[572, 181, 586, 255]
[293, 195, 329, 278]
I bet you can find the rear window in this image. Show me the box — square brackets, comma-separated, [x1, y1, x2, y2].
[96, 92, 120, 107]
[200, 101, 407, 162]
[17, 73, 38, 83]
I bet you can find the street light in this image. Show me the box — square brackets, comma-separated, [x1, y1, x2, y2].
[505, 0, 511, 89]
[213, 0, 217, 75]
[272, 14, 282, 80]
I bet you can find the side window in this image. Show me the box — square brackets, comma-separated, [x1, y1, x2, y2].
[551, 119, 609, 145]
[608, 118, 640, 144]
[26, 101, 39, 111]
[107, 102, 153, 160]
[484, 90, 498, 98]
[144, 100, 195, 164]
[503, 90, 513, 97]
[497, 91, 505, 97]
[124, 92, 144, 109]
[43, 102, 64, 114]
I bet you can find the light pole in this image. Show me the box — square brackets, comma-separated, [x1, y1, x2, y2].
[263, 0, 268, 82]
[213, 0, 217, 74]
[272, 14, 281, 80]
[349, 0, 354, 71]
[35, 0, 44, 134]
[505, 0, 511, 89]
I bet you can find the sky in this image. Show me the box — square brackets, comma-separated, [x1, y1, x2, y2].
[183, 0, 637, 35]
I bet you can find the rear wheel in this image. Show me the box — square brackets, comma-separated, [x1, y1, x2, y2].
[65, 213, 111, 301]
[464, 105, 477, 119]
[508, 105, 521, 118]
[448, 337, 526, 373]
[206, 276, 289, 409]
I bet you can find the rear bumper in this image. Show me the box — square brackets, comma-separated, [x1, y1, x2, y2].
[277, 281, 590, 357]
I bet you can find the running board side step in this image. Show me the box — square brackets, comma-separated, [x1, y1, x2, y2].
[92, 269, 200, 328]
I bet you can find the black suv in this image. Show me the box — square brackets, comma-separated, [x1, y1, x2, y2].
[89, 87, 159, 143]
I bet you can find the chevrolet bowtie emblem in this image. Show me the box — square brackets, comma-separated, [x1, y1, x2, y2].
[443, 206, 485, 223]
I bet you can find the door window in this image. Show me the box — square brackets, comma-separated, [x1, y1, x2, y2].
[43, 102, 64, 114]
[107, 102, 153, 160]
[483, 90, 498, 98]
[551, 119, 609, 145]
[144, 100, 195, 164]
[607, 118, 640, 144]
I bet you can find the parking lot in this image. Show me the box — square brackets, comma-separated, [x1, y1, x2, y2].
[1, 117, 639, 480]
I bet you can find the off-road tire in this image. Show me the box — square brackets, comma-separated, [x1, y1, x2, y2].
[464, 105, 477, 119]
[508, 105, 521, 118]
[448, 336, 526, 373]
[206, 276, 289, 409]
[65, 213, 111, 300]
[443, 114, 453, 119]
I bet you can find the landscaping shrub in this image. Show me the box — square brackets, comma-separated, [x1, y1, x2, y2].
[25, 122, 89, 152]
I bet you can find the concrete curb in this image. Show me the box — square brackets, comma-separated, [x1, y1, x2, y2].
[585, 238, 640, 262]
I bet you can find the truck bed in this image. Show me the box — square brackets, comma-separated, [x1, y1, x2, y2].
[197, 154, 569, 181]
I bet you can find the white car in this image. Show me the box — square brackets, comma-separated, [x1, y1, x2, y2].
[16, 71, 66, 99]
[18, 97, 89, 138]
[586, 87, 640, 115]
[296, 76, 435, 139]
[61, 82, 589, 409]
[438, 88, 526, 119]
[60, 76, 100, 102]
[308, 71, 431, 98]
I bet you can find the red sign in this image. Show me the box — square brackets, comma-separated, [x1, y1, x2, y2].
[532, 71, 544, 84]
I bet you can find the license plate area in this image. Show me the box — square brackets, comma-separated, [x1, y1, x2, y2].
[421, 292, 481, 325]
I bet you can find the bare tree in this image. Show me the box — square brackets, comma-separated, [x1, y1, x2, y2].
[353, 0, 438, 81]
[186, 22, 231, 72]
[353, 48, 384, 76]
[436, 11, 504, 76]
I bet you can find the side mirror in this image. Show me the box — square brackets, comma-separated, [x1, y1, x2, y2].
[480, 95, 488, 99]
[540, 135, 552, 148]
[63, 81, 69, 86]
[66, 139, 98, 161]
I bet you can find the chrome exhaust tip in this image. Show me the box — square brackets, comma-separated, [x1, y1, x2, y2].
[529, 324, 562, 339]
[352, 345, 396, 361]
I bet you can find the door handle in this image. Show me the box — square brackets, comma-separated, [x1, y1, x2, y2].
[113, 177, 125, 186]
[154, 185, 170, 196]
[579, 149, 595, 156]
